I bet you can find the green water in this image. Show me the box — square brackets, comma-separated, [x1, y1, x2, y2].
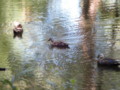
[0, 0, 120, 90]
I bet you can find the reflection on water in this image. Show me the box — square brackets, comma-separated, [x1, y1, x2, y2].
[0, 0, 120, 90]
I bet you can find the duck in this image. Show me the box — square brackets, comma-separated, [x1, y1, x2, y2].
[48, 38, 69, 49]
[97, 54, 120, 66]
[0, 68, 6, 71]
[13, 22, 23, 38]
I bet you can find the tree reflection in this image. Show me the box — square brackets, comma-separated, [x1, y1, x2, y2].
[109, 0, 119, 57]
[80, 0, 100, 90]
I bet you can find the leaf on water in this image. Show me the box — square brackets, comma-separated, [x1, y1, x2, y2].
[70, 79, 76, 85]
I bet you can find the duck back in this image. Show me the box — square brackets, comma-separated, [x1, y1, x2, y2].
[98, 58, 120, 66]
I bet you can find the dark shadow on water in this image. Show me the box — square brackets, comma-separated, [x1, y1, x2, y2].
[13, 31, 23, 39]
[0, 68, 6, 71]
[98, 65, 120, 71]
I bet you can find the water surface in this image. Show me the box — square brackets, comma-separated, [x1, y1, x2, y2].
[0, 0, 120, 90]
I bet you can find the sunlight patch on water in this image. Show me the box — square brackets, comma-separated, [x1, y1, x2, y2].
[60, 0, 81, 19]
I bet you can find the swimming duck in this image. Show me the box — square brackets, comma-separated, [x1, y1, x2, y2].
[13, 22, 23, 38]
[97, 54, 120, 66]
[48, 38, 69, 49]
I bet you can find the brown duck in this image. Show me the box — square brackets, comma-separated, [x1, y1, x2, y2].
[48, 38, 69, 49]
[13, 22, 23, 38]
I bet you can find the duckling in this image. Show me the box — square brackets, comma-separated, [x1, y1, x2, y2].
[97, 54, 120, 66]
[48, 38, 69, 49]
[13, 22, 23, 38]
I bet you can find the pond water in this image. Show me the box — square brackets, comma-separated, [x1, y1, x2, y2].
[0, 0, 120, 90]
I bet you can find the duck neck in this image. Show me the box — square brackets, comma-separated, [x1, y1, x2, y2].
[50, 39, 54, 43]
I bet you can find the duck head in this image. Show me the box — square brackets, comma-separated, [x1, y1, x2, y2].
[48, 38, 53, 42]
[97, 53, 104, 60]
[13, 21, 22, 29]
